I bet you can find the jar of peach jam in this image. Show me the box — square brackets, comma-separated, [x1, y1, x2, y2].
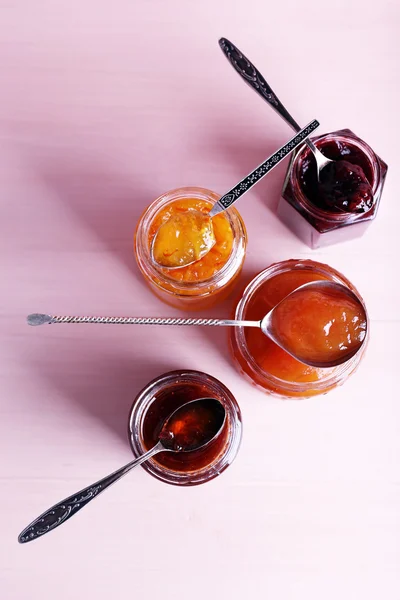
[278, 129, 387, 248]
[230, 259, 368, 398]
[128, 370, 242, 485]
[134, 187, 247, 310]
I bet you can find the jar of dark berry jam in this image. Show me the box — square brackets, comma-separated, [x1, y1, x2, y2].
[278, 129, 387, 248]
[128, 370, 242, 485]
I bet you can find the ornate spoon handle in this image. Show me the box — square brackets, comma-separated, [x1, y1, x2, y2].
[18, 443, 163, 543]
[209, 119, 319, 215]
[219, 37, 319, 153]
[27, 314, 261, 328]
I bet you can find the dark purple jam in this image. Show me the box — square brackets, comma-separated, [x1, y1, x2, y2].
[300, 140, 374, 214]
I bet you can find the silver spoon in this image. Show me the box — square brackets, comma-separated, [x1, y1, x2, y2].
[151, 119, 319, 269]
[18, 398, 226, 543]
[27, 281, 367, 369]
[219, 37, 333, 181]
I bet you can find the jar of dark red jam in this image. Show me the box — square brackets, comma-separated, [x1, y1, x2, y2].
[278, 129, 387, 248]
[129, 370, 242, 485]
[230, 259, 368, 398]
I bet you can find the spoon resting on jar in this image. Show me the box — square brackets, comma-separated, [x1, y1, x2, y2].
[218, 37, 374, 214]
[18, 398, 226, 543]
[28, 281, 367, 369]
[151, 119, 319, 269]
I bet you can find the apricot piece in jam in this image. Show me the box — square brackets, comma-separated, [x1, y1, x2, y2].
[152, 211, 216, 268]
[270, 285, 367, 366]
[242, 271, 331, 383]
[148, 198, 234, 282]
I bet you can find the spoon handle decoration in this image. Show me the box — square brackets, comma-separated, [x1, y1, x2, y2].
[18, 442, 163, 544]
[27, 313, 261, 328]
[219, 37, 301, 129]
[218, 38, 319, 151]
[209, 119, 319, 216]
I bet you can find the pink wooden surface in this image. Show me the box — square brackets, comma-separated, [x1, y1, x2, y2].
[1, 1, 399, 598]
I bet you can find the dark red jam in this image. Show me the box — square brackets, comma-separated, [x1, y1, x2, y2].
[278, 130, 387, 248]
[143, 381, 228, 472]
[300, 140, 374, 213]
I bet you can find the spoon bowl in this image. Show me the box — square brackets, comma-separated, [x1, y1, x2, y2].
[260, 280, 368, 368]
[150, 210, 216, 270]
[158, 397, 226, 452]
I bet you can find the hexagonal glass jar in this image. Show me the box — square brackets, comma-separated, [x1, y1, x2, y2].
[278, 129, 387, 248]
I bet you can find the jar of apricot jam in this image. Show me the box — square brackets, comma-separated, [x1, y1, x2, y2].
[128, 370, 242, 485]
[230, 259, 368, 398]
[278, 129, 387, 248]
[134, 187, 247, 310]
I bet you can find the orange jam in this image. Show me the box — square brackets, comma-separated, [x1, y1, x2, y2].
[152, 211, 216, 268]
[231, 260, 368, 398]
[243, 270, 328, 383]
[148, 198, 234, 282]
[270, 285, 367, 367]
[135, 187, 247, 310]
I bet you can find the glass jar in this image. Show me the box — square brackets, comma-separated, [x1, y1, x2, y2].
[134, 187, 247, 310]
[128, 370, 242, 485]
[278, 129, 387, 248]
[230, 259, 368, 398]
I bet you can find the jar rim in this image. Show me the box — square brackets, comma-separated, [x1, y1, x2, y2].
[289, 131, 381, 225]
[134, 186, 247, 298]
[233, 259, 369, 396]
[128, 369, 243, 485]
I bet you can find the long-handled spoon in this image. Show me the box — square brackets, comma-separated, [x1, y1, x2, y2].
[27, 280, 367, 369]
[219, 39, 374, 214]
[151, 119, 319, 269]
[18, 398, 226, 543]
[219, 37, 333, 181]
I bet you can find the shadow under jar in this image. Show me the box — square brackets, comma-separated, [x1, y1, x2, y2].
[134, 187, 247, 310]
[129, 370, 242, 485]
[230, 259, 369, 399]
[278, 129, 387, 248]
